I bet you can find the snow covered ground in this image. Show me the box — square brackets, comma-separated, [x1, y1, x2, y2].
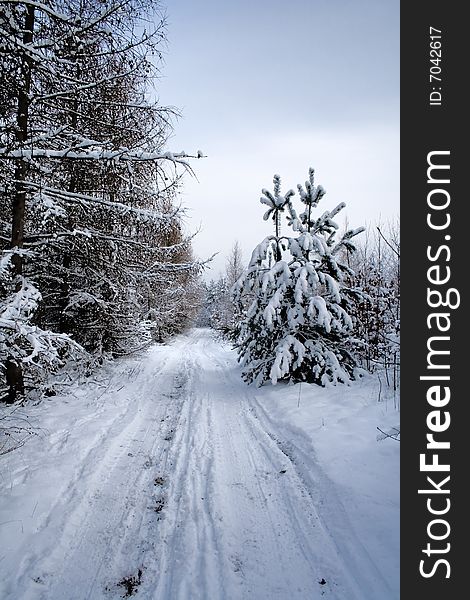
[0, 328, 399, 600]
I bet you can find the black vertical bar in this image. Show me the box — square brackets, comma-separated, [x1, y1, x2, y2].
[401, 2, 466, 598]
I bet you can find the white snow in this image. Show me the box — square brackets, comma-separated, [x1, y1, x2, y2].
[0, 329, 399, 599]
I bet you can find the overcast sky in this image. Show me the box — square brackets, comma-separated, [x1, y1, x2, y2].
[157, 0, 399, 278]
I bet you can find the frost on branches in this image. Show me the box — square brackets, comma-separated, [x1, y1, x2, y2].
[0, 0, 203, 402]
[0, 250, 81, 401]
[234, 169, 365, 387]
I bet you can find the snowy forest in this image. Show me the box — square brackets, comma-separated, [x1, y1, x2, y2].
[0, 0, 205, 404]
[0, 1, 400, 599]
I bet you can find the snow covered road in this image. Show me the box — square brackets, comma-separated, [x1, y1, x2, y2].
[0, 329, 398, 599]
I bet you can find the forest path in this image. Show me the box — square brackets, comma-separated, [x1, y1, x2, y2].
[0, 329, 393, 600]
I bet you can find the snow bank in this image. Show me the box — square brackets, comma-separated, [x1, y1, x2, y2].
[253, 373, 400, 597]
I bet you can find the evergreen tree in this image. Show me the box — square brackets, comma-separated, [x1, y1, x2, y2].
[234, 169, 364, 386]
[198, 278, 230, 331]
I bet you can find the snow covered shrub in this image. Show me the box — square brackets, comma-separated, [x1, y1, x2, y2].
[0, 251, 83, 402]
[233, 169, 364, 386]
[347, 223, 400, 390]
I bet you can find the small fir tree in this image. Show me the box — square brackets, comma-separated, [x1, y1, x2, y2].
[233, 169, 364, 387]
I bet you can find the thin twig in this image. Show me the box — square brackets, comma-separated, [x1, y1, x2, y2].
[377, 426, 400, 441]
[376, 227, 400, 258]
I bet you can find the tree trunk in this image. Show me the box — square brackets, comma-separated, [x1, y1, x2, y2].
[5, 5, 35, 403]
[275, 212, 282, 261]
[58, 51, 80, 335]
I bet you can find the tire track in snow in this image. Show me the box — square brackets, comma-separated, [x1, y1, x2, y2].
[2, 329, 394, 600]
[149, 330, 338, 599]
[196, 341, 346, 600]
[4, 342, 192, 600]
[149, 339, 226, 600]
[83, 341, 199, 599]
[195, 329, 393, 600]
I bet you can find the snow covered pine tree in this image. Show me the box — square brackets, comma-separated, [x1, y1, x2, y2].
[234, 168, 365, 387]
